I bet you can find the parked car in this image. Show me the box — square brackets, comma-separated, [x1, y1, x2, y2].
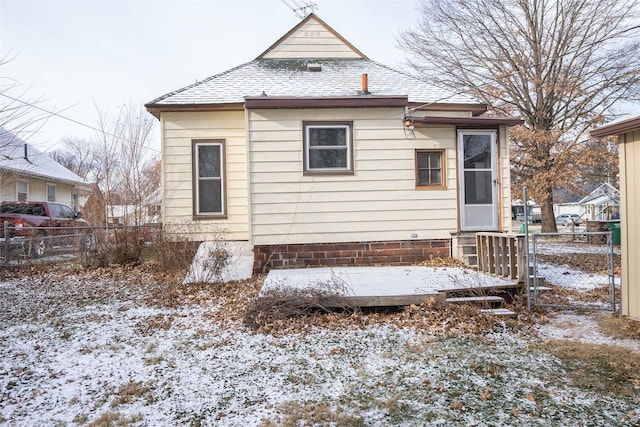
[555, 213, 582, 226]
[0, 201, 90, 257]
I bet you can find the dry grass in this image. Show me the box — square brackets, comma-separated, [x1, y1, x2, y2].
[260, 402, 365, 427]
[86, 411, 143, 427]
[599, 314, 640, 340]
[535, 340, 640, 396]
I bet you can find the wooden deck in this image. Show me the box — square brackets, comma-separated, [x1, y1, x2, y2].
[261, 266, 521, 308]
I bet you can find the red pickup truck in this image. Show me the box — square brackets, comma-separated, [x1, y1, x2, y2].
[0, 201, 90, 257]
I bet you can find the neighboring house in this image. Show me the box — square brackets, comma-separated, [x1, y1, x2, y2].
[0, 126, 89, 210]
[146, 14, 521, 274]
[83, 185, 162, 228]
[552, 183, 620, 221]
[592, 116, 640, 321]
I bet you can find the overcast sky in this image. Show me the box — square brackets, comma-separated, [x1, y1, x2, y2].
[0, 0, 418, 152]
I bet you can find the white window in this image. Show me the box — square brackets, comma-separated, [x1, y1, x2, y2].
[303, 122, 353, 175]
[46, 183, 56, 202]
[193, 140, 225, 217]
[16, 180, 28, 201]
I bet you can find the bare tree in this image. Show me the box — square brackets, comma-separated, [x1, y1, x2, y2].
[94, 103, 157, 228]
[399, 0, 640, 231]
[49, 136, 99, 180]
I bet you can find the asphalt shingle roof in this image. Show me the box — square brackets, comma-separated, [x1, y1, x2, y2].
[0, 127, 87, 186]
[147, 59, 481, 107]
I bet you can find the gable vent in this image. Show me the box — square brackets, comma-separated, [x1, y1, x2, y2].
[307, 63, 322, 72]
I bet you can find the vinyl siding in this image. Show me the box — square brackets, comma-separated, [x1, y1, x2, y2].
[161, 111, 249, 240]
[248, 108, 462, 246]
[262, 19, 362, 59]
[0, 176, 76, 206]
[620, 129, 640, 320]
[498, 125, 512, 230]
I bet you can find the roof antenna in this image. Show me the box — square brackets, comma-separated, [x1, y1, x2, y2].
[281, 0, 317, 19]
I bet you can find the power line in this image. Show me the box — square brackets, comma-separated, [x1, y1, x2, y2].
[0, 92, 160, 153]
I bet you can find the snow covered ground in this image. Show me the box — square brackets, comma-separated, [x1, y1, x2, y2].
[1, 265, 639, 426]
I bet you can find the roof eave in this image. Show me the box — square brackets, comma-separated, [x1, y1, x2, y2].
[591, 115, 640, 138]
[145, 102, 246, 119]
[407, 102, 488, 116]
[406, 115, 524, 127]
[0, 166, 89, 189]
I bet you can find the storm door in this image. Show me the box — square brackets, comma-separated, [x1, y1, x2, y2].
[458, 130, 499, 231]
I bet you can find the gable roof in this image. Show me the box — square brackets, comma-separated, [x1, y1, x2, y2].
[0, 127, 88, 187]
[258, 13, 367, 60]
[146, 14, 485, 115]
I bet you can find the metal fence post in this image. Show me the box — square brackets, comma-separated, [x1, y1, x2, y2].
[609, 230, 616, 313]
[523, 187, 531, 311]
[3, 221, 9, 276]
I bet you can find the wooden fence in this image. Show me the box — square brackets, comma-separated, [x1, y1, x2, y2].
[476, 232, 527, 282]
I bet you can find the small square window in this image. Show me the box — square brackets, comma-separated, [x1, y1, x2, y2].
[416, 150, 446, 189]
[303, 122, 353, 175]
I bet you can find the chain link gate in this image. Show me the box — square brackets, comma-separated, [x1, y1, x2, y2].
[529, 231, 619, 312]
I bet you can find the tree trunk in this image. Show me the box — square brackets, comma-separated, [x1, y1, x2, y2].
[539, 185, 557, 233]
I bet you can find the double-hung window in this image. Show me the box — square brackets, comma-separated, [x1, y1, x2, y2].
[193, 140, 225, 217]
[416, 149, 446, 189]
[303, 122, 353, 175]
[46, 183, 56, 202]
[16, 180, 28, 201]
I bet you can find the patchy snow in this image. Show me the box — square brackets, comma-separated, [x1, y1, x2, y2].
[537, 312, 640, 352]
[534, 262, 618, 291]
[1, 271, 640, 426]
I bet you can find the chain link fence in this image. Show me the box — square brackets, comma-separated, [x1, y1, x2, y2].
[530, 231, 619, 312]
[1, 223, 172, 273]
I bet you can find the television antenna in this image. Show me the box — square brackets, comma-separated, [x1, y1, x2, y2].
[281, 0, 318, 19]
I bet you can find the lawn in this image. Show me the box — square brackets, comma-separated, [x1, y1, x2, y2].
[1, 264, 639, 426]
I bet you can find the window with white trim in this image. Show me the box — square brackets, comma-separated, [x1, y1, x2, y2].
[193, 140, 225, 217]
[16, 180, 28, 201]
[46, 183, 56, 202]
[303, 122, 353, 174]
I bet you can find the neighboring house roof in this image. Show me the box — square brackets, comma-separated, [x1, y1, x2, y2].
[577, 183, 619, 205]
[554, 183, 619, 205]
[146, 13, 485, 115]
[0, 126, 88, 187]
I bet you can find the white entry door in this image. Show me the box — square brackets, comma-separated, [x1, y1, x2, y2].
[458, 130, 499, 231]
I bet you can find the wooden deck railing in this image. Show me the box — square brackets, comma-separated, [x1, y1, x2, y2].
[476, 233, 526, 282]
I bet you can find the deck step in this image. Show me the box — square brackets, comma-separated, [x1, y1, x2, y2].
[446, 296, 505, 304]
[480, 308, 517, 317]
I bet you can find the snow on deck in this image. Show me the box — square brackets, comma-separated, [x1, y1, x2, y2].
[262, 266, 517, 306]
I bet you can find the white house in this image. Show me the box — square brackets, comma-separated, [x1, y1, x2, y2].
[0, 127, 88, 211]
